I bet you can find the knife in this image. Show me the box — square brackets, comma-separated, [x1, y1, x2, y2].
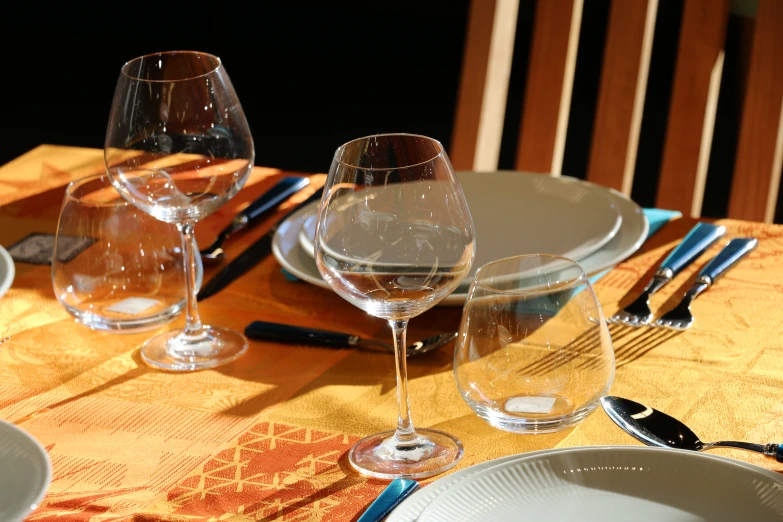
[197, 186, 324, 300]
[200, 176, 310, 261]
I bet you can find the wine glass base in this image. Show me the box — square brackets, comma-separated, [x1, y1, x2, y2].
[349, 428, 463, 480]
[141, 325, 248, 372]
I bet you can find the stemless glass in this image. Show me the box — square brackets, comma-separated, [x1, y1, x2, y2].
[104, 51, 254, 371]
[315, 134, 475, 479]
[454, 254, 615, 433]
[52, 173, 194, 332]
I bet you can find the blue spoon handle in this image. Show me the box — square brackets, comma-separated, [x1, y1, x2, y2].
[698, 238, 757, 282]
[357, 479, 419, 522]
[660, 222, 726, 275]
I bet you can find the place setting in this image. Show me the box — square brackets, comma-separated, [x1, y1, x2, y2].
[0, 44, 781, 522]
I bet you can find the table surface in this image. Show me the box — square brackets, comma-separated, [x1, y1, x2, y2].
[1, 145, 782, 521]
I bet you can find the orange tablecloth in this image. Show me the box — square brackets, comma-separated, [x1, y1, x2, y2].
[1, 145, 783, 521]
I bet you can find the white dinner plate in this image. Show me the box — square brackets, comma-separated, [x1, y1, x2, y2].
[387, 446, 782, 522]
[416, 446, 783, 522]
[296, 171, 621, 279]
[0, 420, 52, 522]
[280, 173, 646, 305]
[298, 177, 647, 279]
[273, 204, 469, 306]
[0, 244, 15, 299]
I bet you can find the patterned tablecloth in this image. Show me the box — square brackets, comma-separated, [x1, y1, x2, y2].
[1, 145, 782, 521]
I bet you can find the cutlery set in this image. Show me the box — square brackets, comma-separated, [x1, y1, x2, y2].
[611, 222, 757, 330]
[197, 185, 324, 301]
[200, 176, 311, 261]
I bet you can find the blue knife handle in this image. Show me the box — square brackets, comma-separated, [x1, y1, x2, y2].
[698, 238, 757, 283]
[776, 445, 783, 463]
[243, 176, 310, 222]
[357, 479, 419, 522]
[244, 321, 355, 348]
[660, 222, 726, 275]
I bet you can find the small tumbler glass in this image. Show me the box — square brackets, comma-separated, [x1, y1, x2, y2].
[52, 173, 195, 332]
[454, 254, 615, 433]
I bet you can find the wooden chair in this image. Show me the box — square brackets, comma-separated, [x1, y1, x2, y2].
[451, 0, 783, 222]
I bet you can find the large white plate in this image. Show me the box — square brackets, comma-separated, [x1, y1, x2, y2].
[0, 420, 51, 522]
[277, 175, 647, 305]
[417, 446, 783, 522]
[298, 177, 647, 279]
[387, 446, 781, 522]
[273, 203, 469, 306]
[0, 244, 15, 299]
[387, 447, 571, 522]
[297, 171, 621, 278]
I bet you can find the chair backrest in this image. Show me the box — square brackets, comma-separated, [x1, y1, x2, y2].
[451, 0, 783, 223]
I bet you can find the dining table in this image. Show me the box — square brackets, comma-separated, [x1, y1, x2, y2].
[1, 144, 783, 521]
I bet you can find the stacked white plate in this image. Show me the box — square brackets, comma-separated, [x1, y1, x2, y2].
[272, 171, 648, 306]
[386, 446, 783, 521]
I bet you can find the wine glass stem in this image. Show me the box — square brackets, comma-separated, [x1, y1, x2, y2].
[177, 223, 204, 336]
[390, 319, 416, 442]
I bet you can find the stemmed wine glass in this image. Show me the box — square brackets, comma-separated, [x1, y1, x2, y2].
[314, 134, 476, 479]
[104, 51, 254, 371]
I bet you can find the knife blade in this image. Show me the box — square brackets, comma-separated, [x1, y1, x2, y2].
[197, 186, 324, 301]
[200, 176, 311, 261]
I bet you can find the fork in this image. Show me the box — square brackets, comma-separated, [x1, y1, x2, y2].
[655, 237, 757, 330]
[610, 222, 726, 326]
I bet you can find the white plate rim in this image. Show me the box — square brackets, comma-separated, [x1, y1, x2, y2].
[0, 244, 15, 299]
[274, 177, 650, 306]
[299, 173, 624, 274]
[575, 181, 649, 274]
[273, 204, 469, 306]
[0, 419, 52, 521]
[411, 445, 783, 522]
[390, 445, 783, 522]
[288, 182, 647, 279]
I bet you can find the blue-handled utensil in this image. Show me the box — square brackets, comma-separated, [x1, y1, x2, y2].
[200, 176, 310, 262]
[655, 237, 757, 329]
[611, 222, 726, 326]
[357, 478, 419, 522]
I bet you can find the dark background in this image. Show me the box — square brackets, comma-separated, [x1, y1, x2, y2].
[0, 1, 765, 219]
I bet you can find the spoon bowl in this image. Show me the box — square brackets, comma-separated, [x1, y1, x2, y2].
[601, 396, 783, 462]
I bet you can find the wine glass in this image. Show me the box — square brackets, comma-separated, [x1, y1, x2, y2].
[454, 254, 615, 433]
[104, 51, 254, 371]
[314, 134, 475, 479]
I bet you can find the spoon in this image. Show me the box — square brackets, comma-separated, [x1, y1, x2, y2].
[244, 320, 457, 358]
[601, 396, 783, 462]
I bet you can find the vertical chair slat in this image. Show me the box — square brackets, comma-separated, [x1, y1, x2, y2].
[451, 0, 520, 171]
[586, 0, 658, 195]
[656, 0, 730, 216]
[515, 0, 583, 176]
[728, 0, 783, 223]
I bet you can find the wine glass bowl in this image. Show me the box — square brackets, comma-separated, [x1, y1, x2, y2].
[315, 134, 475, 479]
[454, 254, 615, 434]
[105, 51, 254, 371]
